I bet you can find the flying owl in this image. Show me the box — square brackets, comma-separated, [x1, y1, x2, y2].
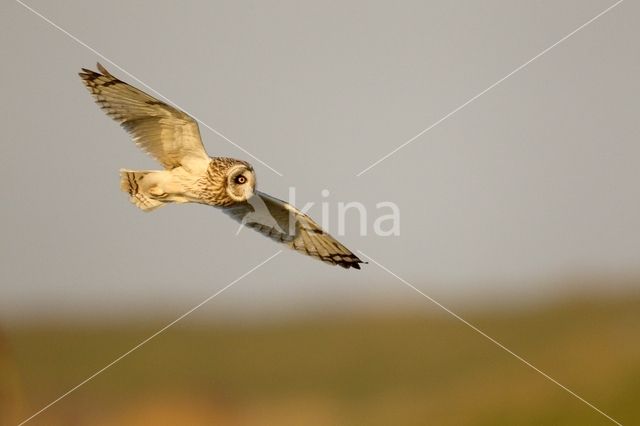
[79, 63, 364, 269]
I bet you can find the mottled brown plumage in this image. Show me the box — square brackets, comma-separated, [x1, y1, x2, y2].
[79, 63, 364, 269]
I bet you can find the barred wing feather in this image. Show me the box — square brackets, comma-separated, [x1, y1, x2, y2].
[223, 191, 364, 269]
[79, 63, 210, 173]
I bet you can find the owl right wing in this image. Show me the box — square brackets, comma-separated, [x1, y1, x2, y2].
[223, 191, 365, 269]
[79, 63, 210, 173]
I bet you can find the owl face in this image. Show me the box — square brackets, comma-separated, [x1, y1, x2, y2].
[225, 163, 256, 202]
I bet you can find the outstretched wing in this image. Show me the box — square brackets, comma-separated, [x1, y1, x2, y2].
[79, 63, 210, 172]
[223, 191, 364, 269]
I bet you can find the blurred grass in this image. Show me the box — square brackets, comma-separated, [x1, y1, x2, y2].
[2, 295, 639, 426]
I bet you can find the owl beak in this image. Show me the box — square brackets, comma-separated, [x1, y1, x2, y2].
[244, 185, 255, 199]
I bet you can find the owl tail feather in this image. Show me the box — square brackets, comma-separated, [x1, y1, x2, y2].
[119, 170, 166, 212]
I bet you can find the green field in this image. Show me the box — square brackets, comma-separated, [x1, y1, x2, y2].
[2, 296, 639, 426]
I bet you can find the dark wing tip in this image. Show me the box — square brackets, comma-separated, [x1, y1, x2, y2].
[79, 63, 114, 81]
[336, 256, 365, 270]
[78, 67, 102, 85]
[79, 68, 95, 78]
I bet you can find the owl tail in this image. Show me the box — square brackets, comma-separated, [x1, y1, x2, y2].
[119, 170, 166, 212]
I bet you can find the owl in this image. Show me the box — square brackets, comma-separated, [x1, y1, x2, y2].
[79, 64, 364, 269]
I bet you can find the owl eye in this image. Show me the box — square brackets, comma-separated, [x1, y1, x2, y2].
[235, 175, 247, 184]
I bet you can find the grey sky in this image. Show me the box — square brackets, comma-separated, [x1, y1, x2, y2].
[1, 0, 638, 323]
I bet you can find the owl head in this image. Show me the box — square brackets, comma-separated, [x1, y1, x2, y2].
[205, 158, 256, 205]
[223, 160, 256, 203]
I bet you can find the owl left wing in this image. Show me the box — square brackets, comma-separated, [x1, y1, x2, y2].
[223, 191, 364, 269]
[79, 63, 210, 173]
